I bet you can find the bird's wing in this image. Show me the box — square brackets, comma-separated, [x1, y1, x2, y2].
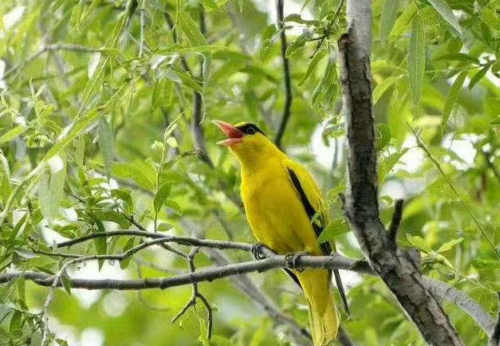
[285, 161, 331, 254]
[285, 160, 350, 315]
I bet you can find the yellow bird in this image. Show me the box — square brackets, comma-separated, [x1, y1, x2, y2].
[214, 120, 347, 346]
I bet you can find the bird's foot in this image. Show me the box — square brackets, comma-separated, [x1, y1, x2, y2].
[252, 243, 271, 260]
[285, 252, 308, 272]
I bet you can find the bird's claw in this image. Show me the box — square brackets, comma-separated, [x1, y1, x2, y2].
[285, 252, 307, 272]
[252, 243, 269, 260]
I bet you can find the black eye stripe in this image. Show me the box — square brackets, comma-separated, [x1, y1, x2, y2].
[236, 124, 264, 135]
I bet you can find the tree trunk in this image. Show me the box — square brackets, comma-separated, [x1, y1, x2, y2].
[338, 1, 463, 345]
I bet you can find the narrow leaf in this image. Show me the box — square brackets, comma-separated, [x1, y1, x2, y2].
[112, 162, 155, 191]
[154, 183, 172, 213]
[0, 126, 26, 145]
[437, 238, 463, 253]
[299, 49, 327, 86]
[61, 273, 72, 295]
[98, 117, 113, 175]
[427, 0, 462, 36]
[380, 0, 399, 42]
[94, 220, 107, 270]
[318, 219, 349, 243]
[390, 2, 417, 40]
[177, 11, 207, 46]
[468, 64, 490, 90]
[44, 108, 101, 161]
[442, 71, 466, 132]
[408, 15, 425, 107]
[373, 76, 401, 104]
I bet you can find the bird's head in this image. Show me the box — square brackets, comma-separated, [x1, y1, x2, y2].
[213, 120, 276, 163]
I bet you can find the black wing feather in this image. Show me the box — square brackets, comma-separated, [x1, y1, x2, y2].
[287, 168, 331, 254]
[287, 168, 350, 315]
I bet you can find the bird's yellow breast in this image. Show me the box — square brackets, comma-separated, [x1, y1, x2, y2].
[241, 157, 322, 255]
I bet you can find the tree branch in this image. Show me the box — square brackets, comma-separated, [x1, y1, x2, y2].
[481, 149, 500, 184]
[338, 0, 463, 344]
[54, 230, 252, 251]
[191, 5, 213, 167]
[489, 292, 500, 346]
[0, 254, 370, 289]
[274, 0, 293, 148]
[204, 249, 311, 345]
[2, 253, 494, 338]
[4, 44, 105, 78]
[424, 278, 496, 338]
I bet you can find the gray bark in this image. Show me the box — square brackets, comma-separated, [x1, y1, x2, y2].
[338, 0, 463, 345]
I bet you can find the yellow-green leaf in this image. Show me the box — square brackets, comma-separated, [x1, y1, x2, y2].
[408, 15, 425, 107]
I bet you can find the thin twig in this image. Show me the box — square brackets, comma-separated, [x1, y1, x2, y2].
[338, 324, 355, 346]
[4, 44, 105, 78]
[191, 6, 213, 167]
[388, 199, 404, 247]
[409, 125, 499, 258]
[171, 248, 213, 339]
[55, 229, 253, 251]
[274, 0, 293, 149]
[481, 149, 500, 184]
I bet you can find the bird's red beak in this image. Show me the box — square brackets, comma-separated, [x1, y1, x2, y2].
[213, 120, 244, 146]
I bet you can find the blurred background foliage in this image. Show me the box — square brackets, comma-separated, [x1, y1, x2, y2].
[0, 0, 499, 345]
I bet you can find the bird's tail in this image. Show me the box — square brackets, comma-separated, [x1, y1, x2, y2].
[297, 269, 339, 346]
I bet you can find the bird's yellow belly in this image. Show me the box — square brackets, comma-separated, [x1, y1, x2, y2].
[242, 176, 320, 255]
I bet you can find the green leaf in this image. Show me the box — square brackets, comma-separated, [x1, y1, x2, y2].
[312, 53, 337, 107]
[177, 11, 208, 46]
[56, 339, 69, 346]
[94, 220, 107, 270]
[165, 69, 203, 93]
[442, 71, 466, 132]
[378, 148, 409, 183]
[112, 162, 155, 191]
[317, 218, 349, 243]
[427, 0, 462, 36]
[390, 2, 417, 40]
[375, 124, 391, 151]
[406, 235, 431, 253]
[434, 53, 479, 64]
[373, 76, 401, 104]
[286, 31, 310, 58]
[380, 0, 399, 42]
[93, 210, 130, 228]
[408, 15, 425, 107]
[49, 157, 66, 217]
[9, 310, 22, 333]
[44, 108, 101, 161]
[0, 126, 26, 145]
[166, 137, 178, 148]
[120, 238, 135, 269]
[98, 117, 113, 175]
[154, 183, 172, 213]
[468, 64, 490, 90]
[61, 273, 72, 295]
[111, 189, 134, 215]
[38, 157, 66, 220]
[299, 48, 327, 86]
[437, 238, 463, 253]
[38, 172, 51, 220]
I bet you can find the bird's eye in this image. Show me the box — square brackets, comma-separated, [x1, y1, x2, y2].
[246, 126, 256, 135]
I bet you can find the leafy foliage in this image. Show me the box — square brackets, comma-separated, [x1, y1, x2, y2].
[0, 0, 499, 345]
